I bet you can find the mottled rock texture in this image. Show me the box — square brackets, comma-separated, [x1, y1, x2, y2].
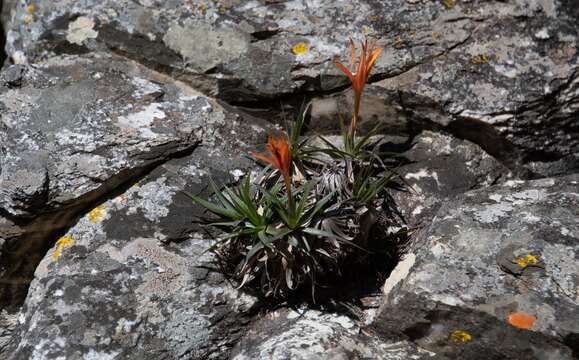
[0, 53, 269, 308]
[0, 0, 577, 359]
[0, 53, 271, 359]
[392, 130, 512, 226]
[232, 308, 435, 360]
[3, 0, 577, 175]
[374, 175, 579, 359]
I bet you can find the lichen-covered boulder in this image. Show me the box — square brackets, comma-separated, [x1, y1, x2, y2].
[6, 199, 258, 359]
[373, 174, 579, 359]
[392, 130, 512, 226]
[0, 52, 269, 307]
[4, 0, 577, 175]
[231, 308, 435, 360]
[2, 0, 471, 101]
[0, 54, 273, 359]
[371, 0, 579, 177]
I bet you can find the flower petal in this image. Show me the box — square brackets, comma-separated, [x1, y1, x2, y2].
[334, 61, 355, 83]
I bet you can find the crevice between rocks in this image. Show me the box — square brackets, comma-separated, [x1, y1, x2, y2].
[0, 141, 200, 310]
[0, 0, 8, 66]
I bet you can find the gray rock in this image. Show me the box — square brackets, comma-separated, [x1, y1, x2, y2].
[3, 0, 577, 175]
[373, 174, 579, 359]
[392, 130, 512, 226]
[232, 308, 436, 360]
[0, 53, 273, 358]
[0, 64, 27, 87]
[0, 52, 270, 309]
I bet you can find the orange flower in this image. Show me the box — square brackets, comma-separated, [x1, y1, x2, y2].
[252, 133, 294, 214]
[334, 37, 382, 138]
[252, 133, 292, 178]
[508, 312, 536, 330]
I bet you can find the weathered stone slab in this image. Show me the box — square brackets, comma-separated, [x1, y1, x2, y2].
[374, 174, 579, 359]
[232, 308, 436, 360]
[0, 52, 270, 309]
[0, 52, 273, 358]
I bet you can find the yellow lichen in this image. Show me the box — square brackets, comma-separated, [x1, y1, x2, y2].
[88, 205, 105, 222]
[393, 36, 404, 48]
[444, 0, 455, 9]
[118, 194, 128, 205]
[198, 2, 207, 15]
[513, 254, 539, 268]
[409, 31, 417, 39]
[26, 4, 35, 13]
[451, 330, 472, 344]
[471, 53, 490, 65]
[432, 31, 442, 39]
[292, 42, 309, 55]
[53, 235, 75, 260]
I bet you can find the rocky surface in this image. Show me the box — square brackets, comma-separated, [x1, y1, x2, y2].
[374, 175, 579, 359]
[0, 52, 272, 358]
[232, 308, 435, 360]
[391, 130, 512, 226]
[3, 1, 578, 177]
[0, 52, 270, 307]
[0, 0, 578, 359]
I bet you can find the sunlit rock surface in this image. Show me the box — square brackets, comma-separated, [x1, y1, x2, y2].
[0, 0, 577, 359]
[374, 174, 579, 359]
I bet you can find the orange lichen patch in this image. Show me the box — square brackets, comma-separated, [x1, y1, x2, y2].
[53, 235, 75, 260]
[88, 205, 106, 222]
[513, 254, 539, 268]
[26, 4, 35, 13]
[508, 312, 536, 330]
[450, 330, 472, 344]
[292, 42, 309, 55]
[444, 0, 455, 9]
[471, 53, 490, 65]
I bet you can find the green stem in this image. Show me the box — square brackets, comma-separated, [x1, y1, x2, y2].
[349, 92, 362, 141]
[283, 174, 295, 222]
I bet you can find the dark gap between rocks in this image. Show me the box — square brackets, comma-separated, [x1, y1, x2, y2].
[0, 0, 8, 66]
[0, 143, 199, 310]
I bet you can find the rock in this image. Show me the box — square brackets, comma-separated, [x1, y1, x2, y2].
[0, 64, 26, 87]
[0, 0, 478, 102]
[0, 53, 274, 358]
[0, 310, 18, 353]
[231, 308, 436, 360]
[0, 52, 270, 308]
[3, 0, 577, 175]
[392, 131, 512, 225]
[373, 174, 579, 359]
[6, 220, 258, 359]
[372, 0, 579, 177]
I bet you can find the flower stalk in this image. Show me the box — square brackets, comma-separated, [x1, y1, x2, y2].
[333, 37, 382, 140]
[252, 133, 294, 217]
